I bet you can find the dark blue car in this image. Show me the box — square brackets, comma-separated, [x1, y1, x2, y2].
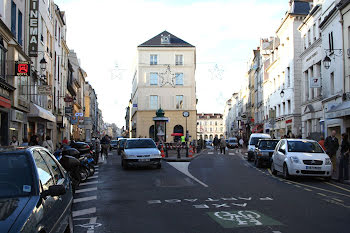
[0, 146, 74, 233]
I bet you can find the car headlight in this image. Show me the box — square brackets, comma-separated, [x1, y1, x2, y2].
[290, 156, 301, 164]
[325, 158, 332, 165]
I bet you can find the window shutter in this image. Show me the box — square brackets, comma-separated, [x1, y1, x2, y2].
[158, 96, 161, 109]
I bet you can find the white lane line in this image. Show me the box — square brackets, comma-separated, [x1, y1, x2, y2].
[94, 172, 99, 175]
[73, 207, 96, 217]
[229, 153, 235, 155]
[74, 195, 97, 203]
[94, 166, 99, 168]
[167, 162, 208, 188]
[80, 181, 98, 186]
[208, 152, 214, 155]
[75, 187, 97, 194]
[95, 168, 99, 171]
[87, 175, 99, 180]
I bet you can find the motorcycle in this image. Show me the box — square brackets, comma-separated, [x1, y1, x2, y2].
[79, 154, 95, 177]
[61, 147, 90, 182]
[54, 149, 81, 193]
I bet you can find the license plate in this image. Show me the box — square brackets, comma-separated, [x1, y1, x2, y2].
[306, 166, 321, 170]
[139, 159, 150, 162]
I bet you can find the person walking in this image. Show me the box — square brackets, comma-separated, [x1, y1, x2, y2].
[101, 135, 110, 158]
[94, 137, 101, 163]
[62, 137, 69, 145]
[10, 136, 19, 146]
[29, 135, 40, 146]
[325, 130, 339, 174]
[318, 136, 326, 151]
[213, 136, 220, 152]
[239, 138, 244, 148]
[338, 133, 350, 182]
[220, 137, 227, 154]
[42, 136, 54, 153]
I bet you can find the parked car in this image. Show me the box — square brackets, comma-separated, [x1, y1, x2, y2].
[227, 137, 239, 149]
[247, 133, 271, 161]
[253, 139, 279, 167]
[110, 140, 118, 150]
[271, 139, 332, 180]
[118, 138, 127, 155]
[0, 146, 74, 233]
[121, 138, 162, 169]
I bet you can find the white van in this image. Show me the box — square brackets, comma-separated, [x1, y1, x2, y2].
[247, 133, 271, 161]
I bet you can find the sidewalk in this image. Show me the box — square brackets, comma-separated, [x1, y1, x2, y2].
[162, 148, 206, 162]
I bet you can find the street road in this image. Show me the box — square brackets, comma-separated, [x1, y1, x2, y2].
[72, 149, 350, 233]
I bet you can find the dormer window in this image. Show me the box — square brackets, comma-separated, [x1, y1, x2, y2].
[161, 34, 170, 44]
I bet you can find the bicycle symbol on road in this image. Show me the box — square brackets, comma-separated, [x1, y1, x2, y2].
[215, 211, 262, 226]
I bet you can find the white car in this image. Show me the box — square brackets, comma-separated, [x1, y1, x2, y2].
[121, 138, 162, 169]
[247, 133, 271, 161]
[271, 139, 332, 180]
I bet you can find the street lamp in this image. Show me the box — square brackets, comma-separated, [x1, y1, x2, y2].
[323, 55, 331, 70]
[40, 57, 47, 71]
[280, 89, 285, 98]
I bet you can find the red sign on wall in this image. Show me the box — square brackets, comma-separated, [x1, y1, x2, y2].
[15, 61, 31, 76]
[286, 119, 293, 124]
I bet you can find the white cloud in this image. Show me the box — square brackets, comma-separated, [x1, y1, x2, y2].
[55, 0, 286, 126]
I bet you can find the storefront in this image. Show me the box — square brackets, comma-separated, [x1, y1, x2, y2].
[10, 109, 28, 143]
[28, 103, 56, 143]
[0, 88, 14, 146]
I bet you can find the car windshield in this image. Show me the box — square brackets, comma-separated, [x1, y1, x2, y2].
[287, 141, 324, 153]
[0, 153, 34, 198]
[120, 140, 126, 147]
[111, 140, 118, 144]
[250, 137, 266, 146]
[229, 139, 237, 143]
[126, 140, 157, 149]
[258, 140, 278, 150]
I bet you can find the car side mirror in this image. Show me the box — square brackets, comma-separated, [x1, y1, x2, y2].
[41, 184, 66, 198]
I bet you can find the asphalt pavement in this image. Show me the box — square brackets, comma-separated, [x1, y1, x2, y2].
[72, 148, 350, 233]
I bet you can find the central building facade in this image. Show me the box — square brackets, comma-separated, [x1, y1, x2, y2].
[130, 31, 197, 142]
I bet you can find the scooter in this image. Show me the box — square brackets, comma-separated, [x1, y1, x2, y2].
[61, 147, 90, 182]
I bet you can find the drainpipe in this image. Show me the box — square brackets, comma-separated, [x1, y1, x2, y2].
[340, 7, 346, 99]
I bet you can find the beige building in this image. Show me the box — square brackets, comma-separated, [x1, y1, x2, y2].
[197, 113, 224, 140]
[130, 31, 197, 142]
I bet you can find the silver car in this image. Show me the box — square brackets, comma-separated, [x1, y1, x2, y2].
[121, 138, 162, 169]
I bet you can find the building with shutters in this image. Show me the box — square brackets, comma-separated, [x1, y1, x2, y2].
[129, 31, 197, 142]
[197, 113, 224, 141]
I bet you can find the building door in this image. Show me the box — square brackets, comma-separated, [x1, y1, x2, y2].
[173, 125, 183, 142]
[0, 111, 9, 146]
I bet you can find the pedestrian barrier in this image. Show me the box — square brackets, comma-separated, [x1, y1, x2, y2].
[188, 145, 194, 157]
[160, 145, 165, 158]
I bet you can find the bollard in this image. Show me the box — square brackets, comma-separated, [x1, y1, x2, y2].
[165, 146, 168, 157]
[186, 143, 189, 157]
[177, 146, 181, 159]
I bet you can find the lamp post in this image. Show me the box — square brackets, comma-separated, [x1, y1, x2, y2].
[280, 89, 285, 98]
[323, 55, 331, 70]
[183, 111, 190, 157]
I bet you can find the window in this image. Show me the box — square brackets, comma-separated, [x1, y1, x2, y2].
[40, 150, 64, 183]
[313, 23, 316, 41]
[55, 20, 57, 39]
[150, 95, 158, 109]
[318, 18, 322, 37]
[150, 72, 158, 85]
[287, 100, 291, 115]
[18, 10, 22, 45]
[150, 55, 157, 65]
[287, 67, 290, 87]
[175, 73, 184, 85]
[303, 34, 307, 49]
[330, 72, 334, 95]
[11, 1, 16, 36]
[308, 29, 311, 45]
[176, 95, 183, 109]
[33, 151, 54, 191]
[0, 44, 5, 80]
[328, 32, 334, 52]
[175, 55, 183, 65]
[280, 140, 286, 151]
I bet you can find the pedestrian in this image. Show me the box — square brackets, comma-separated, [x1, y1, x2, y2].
[29, 135, 40, 146]
[94, 137, 101, 164]
[338, 133, 349, 182]
[239, 138, 244, 148]
[10, 136, 19, 146]
[318, 136, 326, 151]
[62, 137, 69, 145]
[100, 135, 110, 158]
[213, 136, 220, 151]
[325, 130, 339, 174]
[219, 137, 227, 154]
[42, 136, 54, 153]
[21, 137, 29, 146]
[291, 134, 296, 139]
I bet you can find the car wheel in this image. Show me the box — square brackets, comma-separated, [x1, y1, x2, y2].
[271, 161, 277, 175]
[283, 163, 290, 180]
[88, 164, 95, 176]
[79, 167, 89, 182]
[324, 176, 331, 182]
[156, 163, 162, 169]
[64, 209, 74, 233]
[255, 157, 261, 168]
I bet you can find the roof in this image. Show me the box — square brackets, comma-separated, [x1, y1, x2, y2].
[138, 31, 194, 48]
[319, 0, 349, 28]
[290, 1, 311, 15]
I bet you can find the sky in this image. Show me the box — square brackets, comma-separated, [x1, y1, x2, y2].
[55, 0, 287, 128]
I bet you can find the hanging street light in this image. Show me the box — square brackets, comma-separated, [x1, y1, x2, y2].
[323, 55, 331, 70]
[40, 57, 47, 71]
[280, 89, 285, 98]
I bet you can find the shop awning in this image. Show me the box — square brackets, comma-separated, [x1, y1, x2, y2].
[28, 103, 56, 122]
[171, 133, 183, 136]
[325, 101, 350, 119]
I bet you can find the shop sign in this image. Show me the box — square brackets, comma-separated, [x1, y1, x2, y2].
[28, 0, 39, 57]
[37, 85, 52, 95]
[71, 116, 78, 125]
[64, 96, 74, 102]
[11, 110, 25, 123]
[0, 87, 10, 99]
[65, 107, 73, 115]
[309, 76, 321, 88]
[47, 122, 54, 129]
[286, 119, 293, 124]
[15, 61, 31, 76]
[0, 96, 11, 109]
